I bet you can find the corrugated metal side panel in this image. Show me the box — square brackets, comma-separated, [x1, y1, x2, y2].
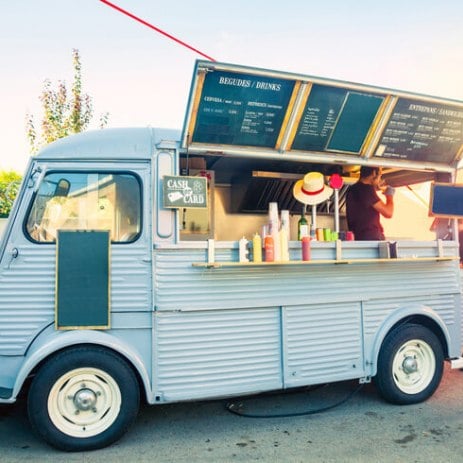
[364, 292, 462, 359]
[154, 308, 282, 401]
[0, 245, 55, 355]
[154, 248, 461, 311]
[0, 242, 151, 356]
[109, 243, 152, 312]
[283, 303, 363, 386]
[364, 294, 457, 338]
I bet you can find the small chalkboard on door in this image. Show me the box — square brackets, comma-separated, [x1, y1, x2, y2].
[56, 230, 110, 329]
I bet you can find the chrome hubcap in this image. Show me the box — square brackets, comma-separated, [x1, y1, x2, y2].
[73, 387, 97, 411]
[402, 356, 418, 374]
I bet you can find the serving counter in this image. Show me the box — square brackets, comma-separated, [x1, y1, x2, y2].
[187, 238, 458, 268]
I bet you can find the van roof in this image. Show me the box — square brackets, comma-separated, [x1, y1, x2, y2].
[36, 127, 181, 161]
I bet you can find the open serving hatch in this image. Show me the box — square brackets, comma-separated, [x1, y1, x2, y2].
[180, 60, 463, 214]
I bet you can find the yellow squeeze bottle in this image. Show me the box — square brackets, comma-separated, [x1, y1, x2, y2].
[252, 233, 262, 263]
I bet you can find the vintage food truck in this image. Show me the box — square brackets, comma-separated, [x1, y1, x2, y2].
[1, 61, 463, 451]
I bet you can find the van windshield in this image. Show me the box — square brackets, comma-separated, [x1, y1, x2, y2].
[25, 172, 141, 243]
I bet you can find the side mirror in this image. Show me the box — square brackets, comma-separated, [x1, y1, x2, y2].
[54, 179, 70, 197]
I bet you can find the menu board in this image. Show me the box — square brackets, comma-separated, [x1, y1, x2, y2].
[328, 92, 384, 152]
[292, 84, 384, 153]
[430, 183, 463, 217]
[292, 85, 346, 151]
[191, 70, 295, 147]
[183, 61, 463, 168]
[375, 98, 463, 163]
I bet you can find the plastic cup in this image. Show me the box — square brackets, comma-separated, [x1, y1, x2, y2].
[323, 228, 331, 241]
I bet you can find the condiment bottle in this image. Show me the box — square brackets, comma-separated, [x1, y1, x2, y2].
[298, 208, 309, 240]
[302, 236, 311, 261]
[252, 233, 262, 263]
[264, 235, 274, 262]
[239, 236, 249, 262]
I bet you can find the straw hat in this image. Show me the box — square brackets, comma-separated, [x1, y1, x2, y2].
[293, 172, 333, 205]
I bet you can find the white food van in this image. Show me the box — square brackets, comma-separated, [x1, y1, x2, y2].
[1, 61, 463, 451]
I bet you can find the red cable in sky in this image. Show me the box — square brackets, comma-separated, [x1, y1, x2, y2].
[99, 0, 216, 62]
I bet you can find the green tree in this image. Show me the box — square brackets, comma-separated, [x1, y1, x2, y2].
[0, 171, 21, 218]
[26, 49, 108, 153]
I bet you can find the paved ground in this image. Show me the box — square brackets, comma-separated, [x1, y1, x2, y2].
[1, 364, 463, 462]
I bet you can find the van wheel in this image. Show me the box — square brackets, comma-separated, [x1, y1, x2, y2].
[27, 346, 140, 451]
[375, 324, 444, 405]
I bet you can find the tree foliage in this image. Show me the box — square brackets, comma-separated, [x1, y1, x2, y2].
[26, 49, 108, 153]
[0, 171, 21, 218]
[3, 49, 109, 218]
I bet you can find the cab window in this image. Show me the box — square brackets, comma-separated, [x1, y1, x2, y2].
[26, 172, 141, 243]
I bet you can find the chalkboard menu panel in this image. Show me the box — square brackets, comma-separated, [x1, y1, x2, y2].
[292, 85, 346, 151]
[192, 70, 296, 147]
[292, 85, 384, 153]
[375, 98, 463, 163]
[327, 93, 384, 152]
[430, 183, 463, 217]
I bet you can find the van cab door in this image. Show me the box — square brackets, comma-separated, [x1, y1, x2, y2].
[0, 161, 152, 357]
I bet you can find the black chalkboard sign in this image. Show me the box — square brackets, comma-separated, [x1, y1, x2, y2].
[430, 183, 463, 217]
[192, 70, 295, 147]
[56, 231, 110, 329]
[292, 84, 347, 151]
[328, 92, 384, 152]
[292, 85, 384, 153]
[183, 61, 463, 168]
[375, 98, 463, 163]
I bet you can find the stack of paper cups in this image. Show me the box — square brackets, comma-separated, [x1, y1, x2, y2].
[280, 210, 290, 237]
[268, 202, 279, 223]
[268, 203, 281, 261]
[279, 227, 289, 261]
[270, 221, 281, 261]
[280, 210, 290, 261]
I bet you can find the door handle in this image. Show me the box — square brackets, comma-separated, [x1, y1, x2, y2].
[6, 247, 19, 269]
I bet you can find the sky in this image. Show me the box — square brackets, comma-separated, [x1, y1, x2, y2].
[1, 0, 463, 173]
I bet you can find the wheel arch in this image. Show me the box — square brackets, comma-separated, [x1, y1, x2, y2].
[369, 304, 450, 377]
[13, 327, 152, 403]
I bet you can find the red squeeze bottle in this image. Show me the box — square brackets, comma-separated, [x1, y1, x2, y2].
[264, 235, 274, 262]
[302, 236, 311, 261]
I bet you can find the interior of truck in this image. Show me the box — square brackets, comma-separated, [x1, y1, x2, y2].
[179, 152, 452, 243]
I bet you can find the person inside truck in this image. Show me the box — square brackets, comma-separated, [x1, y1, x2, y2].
[346, 165, 395, 240]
